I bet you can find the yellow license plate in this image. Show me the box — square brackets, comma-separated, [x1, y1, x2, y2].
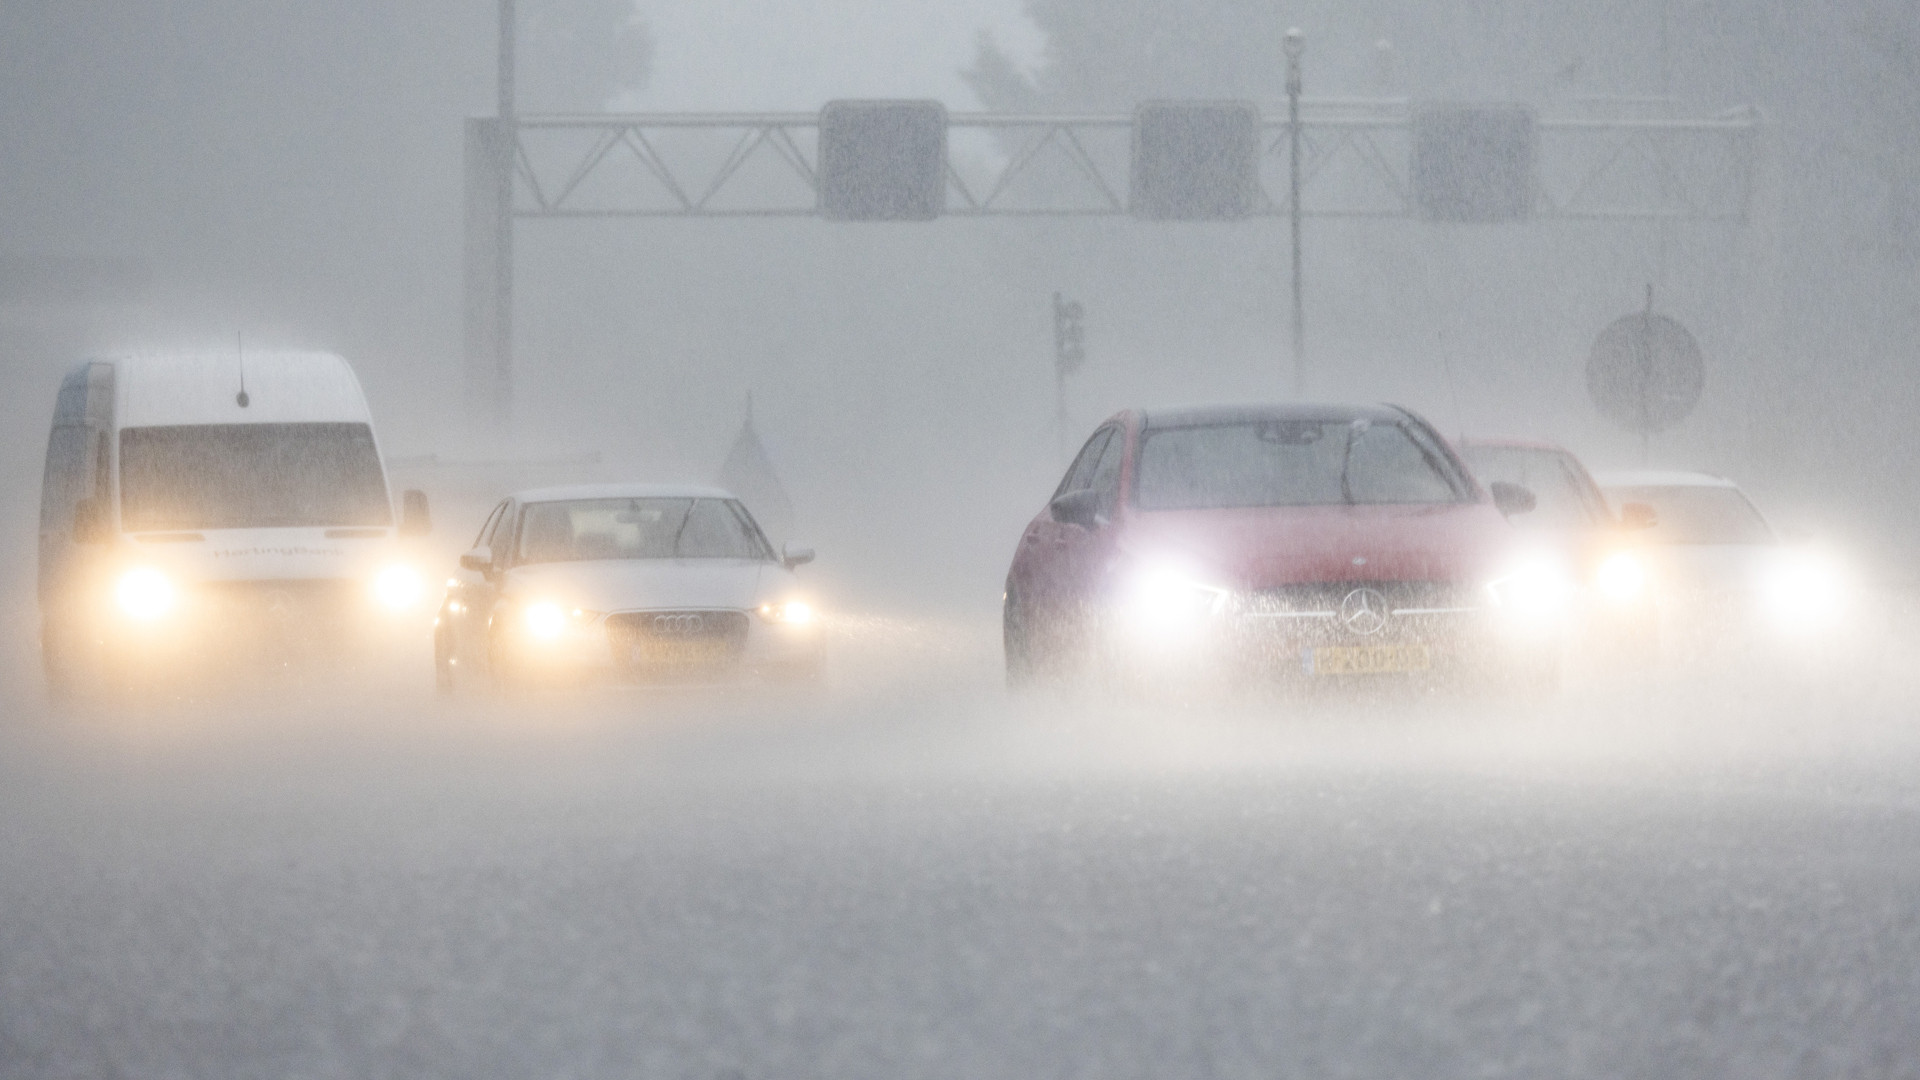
[633, 640, 728, 665]
[1306, 644, 1431, 675]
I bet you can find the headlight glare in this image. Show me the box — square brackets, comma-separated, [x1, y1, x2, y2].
[1761, 549, 1847, 632]
[116, 567, 177, 622]
[1487, 556, 1573, 618]
[1594, 551, 1647, 605]
[1121, 564, 1227, 636]
[523, 601, 567, 640]
[372, 564, 425, 611]
[758, 600, 815, 625]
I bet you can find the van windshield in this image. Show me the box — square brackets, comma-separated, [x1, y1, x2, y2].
[119, 423, 391, 531]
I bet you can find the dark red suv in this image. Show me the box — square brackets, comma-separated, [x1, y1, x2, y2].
[1002, 404, 1562, 690]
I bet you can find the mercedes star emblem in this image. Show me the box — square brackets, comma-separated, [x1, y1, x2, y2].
[1339, 587, 1390, 636]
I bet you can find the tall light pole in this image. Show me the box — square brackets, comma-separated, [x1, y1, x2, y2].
[493, 0, 516, 429]
[1284, 27, 1306, 397]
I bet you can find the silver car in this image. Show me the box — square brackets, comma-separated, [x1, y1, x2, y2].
[435, 484, 821, 691]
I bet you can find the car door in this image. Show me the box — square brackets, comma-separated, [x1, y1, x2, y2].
[1016, 426, 1116, 624]
[452, 499, 511, 670]
[1053, 424, 1128, 614]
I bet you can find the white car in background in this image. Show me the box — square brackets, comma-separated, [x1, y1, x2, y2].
[436, 484, 822, 691]
[1593, 470, 1848, 649]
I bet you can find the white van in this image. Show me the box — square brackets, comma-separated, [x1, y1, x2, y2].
[38, 350, 432, 697]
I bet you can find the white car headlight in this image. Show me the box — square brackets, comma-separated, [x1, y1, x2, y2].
[115, 567, 177, 622]
[1486, 556, 1574, 618]
[1761, 549, 1847, 632]
[1594, 551, 1648, 606]
[372, 564, 426, 612]
[757, 600, 816, 625]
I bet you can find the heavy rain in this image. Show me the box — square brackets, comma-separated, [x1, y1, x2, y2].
[2, 2, 1918, 1076]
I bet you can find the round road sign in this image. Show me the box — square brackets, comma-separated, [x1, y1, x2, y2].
[1585, 311, 1704, 434]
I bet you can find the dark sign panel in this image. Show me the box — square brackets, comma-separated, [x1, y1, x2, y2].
[817, 100, 948, 222]
[1130, 102, 1261, 221]
[1411, 104, 1536, 222]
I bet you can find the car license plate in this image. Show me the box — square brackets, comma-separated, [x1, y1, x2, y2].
[1305, 643, 1431, 675]
[632, 640, 727, 665]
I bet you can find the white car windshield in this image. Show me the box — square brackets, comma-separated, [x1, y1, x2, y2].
[1457, 445, 1609, 530]
[1134, 419, 1466, 510]
[515, 497, 773, 564]
[1608, 485, 1774, 544]
[118, 423, 391, 531]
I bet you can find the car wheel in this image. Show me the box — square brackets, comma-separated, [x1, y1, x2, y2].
[1004, 588, 1042, 690]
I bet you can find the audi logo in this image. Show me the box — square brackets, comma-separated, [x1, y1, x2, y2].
[651, 613, 707, 636]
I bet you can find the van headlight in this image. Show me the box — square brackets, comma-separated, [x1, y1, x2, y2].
[116, 567, 177, 622]
[372, 564, 426, 612]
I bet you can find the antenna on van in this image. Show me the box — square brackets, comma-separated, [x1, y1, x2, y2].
[235, 332, 250, 408]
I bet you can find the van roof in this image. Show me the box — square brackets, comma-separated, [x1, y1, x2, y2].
[107, 350, 373, 428]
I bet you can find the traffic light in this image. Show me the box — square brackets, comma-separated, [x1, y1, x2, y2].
[817, 100, 948, 221]
[1411, 104, 1536, 222]
[1053, 292, 1085, 375]
[1130, 101, 1261, 221]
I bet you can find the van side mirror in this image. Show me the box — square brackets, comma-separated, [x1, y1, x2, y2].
[782, 543, 815, 570]
[399, 489, 431, 536]
[1489, 481, 1537, 518]
[1049, 488, 1105, 530]
[72, 497, 110, 544]
[1619, 502, 1658, 530]
[459, 546, 494, 573]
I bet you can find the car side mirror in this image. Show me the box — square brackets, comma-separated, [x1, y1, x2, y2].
[459, 546, 494, 573]
[72, 497, 111, 544]
[1489, 481, 1537, 517]
[1618, 502, 1658, 530]
[399, 490, 431, 536]
[782, 543, 815, 570]
[1049, 488, 1105, 530]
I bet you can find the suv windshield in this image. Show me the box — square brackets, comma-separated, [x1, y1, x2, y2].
[119, 423, 390, 531]
[515, 497, 772, 564]
[1458, 445, 1609, 530]
[1607, 485, 1774, 544]
[1134, 419, 1467, 510]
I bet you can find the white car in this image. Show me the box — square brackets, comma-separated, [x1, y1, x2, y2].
[435, 484, 822, 691]
[1593, 470, 1846, 645]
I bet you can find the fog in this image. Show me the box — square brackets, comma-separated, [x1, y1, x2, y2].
[2, 1, 1919, 1076]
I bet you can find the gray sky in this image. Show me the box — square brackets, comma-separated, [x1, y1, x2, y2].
[617, 0, 1044, 111]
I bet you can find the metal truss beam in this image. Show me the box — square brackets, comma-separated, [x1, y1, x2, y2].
[503, 104, 1764, 223]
